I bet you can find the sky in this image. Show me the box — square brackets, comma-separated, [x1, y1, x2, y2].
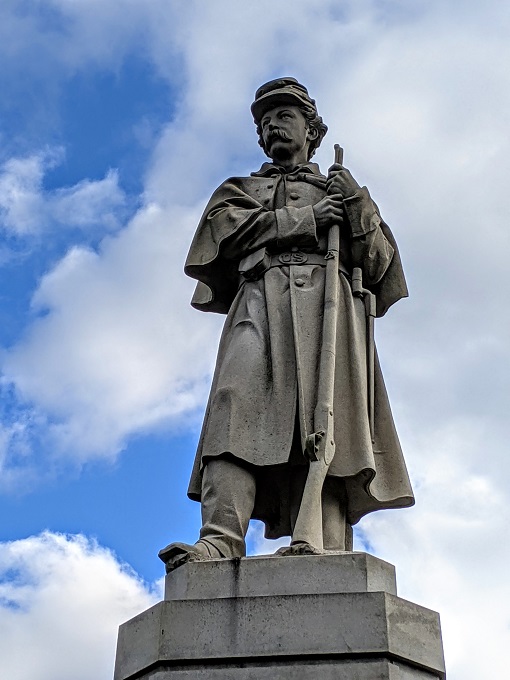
[0, 0, 509, 678]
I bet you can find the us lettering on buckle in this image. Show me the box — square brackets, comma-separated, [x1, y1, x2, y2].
[278, 251, 308, 264]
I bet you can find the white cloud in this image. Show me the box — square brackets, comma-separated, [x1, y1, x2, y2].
[0, 531, 159, 680]
[1, 200, 222, 462]
[0, 148, 126, 235]
[247, 522, 290, 555]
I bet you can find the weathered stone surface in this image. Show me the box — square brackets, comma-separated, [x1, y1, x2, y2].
[144, 659, 440, 679]
[164, 552, 397, 601]
[115, 593, 444, 679]
[114, 554, 445, 680]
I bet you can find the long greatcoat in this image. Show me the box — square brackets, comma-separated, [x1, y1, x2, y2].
[185, 161, 414, 538]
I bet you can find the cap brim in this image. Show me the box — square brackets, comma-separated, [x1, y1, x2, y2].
[251, 89, 310, 121]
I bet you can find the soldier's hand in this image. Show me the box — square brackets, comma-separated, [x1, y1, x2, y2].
[313, 194, 344, 232]
[327, 164, 361, 199]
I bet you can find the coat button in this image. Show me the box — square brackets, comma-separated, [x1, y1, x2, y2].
[289, 192, 299, 200]
[295, 278, 305, 287]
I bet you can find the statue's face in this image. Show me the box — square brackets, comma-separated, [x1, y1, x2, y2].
[260, 105, 312, 162]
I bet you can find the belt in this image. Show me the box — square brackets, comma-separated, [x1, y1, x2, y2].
[239, 248, 350, 282]
[270, 252, 350, 279]
[269, 251, 328, 267]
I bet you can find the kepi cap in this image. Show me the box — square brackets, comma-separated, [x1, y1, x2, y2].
[251, 77, 318, 122]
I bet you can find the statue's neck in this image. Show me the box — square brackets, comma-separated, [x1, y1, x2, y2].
[270, 149, 309, 172]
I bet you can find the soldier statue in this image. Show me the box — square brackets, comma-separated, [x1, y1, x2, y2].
[159, 77, 414, 572]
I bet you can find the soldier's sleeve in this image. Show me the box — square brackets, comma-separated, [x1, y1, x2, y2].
[219, 196, 317, 259]
[343, 187, 394, 286]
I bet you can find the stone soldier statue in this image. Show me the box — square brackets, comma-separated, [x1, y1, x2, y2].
[159, 78, 414, 572]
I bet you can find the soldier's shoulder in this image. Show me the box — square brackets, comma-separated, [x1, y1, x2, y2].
[211, 174, 268, 195]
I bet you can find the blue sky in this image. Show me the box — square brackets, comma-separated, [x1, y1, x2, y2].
[0, 44, 203, 573]
[1, 1, 510, 678]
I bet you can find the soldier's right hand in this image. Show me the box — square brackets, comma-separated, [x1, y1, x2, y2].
[312, 195, 344, 232]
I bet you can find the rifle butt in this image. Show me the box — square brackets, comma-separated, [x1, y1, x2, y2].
[291, 460, 329, 550]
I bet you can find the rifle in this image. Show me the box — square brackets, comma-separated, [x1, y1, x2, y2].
[352, 269, 376, 443]
[291, 144, 344, 551]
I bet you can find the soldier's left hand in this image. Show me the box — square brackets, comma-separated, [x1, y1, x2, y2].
[326, 164, 361, 199]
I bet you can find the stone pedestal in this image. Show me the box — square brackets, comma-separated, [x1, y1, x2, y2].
[114, 552, 445, 680]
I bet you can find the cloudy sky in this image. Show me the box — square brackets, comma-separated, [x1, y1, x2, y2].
[0, 1, 509, 678]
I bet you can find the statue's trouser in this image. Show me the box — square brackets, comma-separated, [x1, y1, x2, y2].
[198, 456, 348, 558]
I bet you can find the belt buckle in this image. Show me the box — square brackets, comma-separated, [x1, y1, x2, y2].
[278, 251, 308, 265]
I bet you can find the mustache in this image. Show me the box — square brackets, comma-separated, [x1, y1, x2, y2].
[266, 129, 292, 145]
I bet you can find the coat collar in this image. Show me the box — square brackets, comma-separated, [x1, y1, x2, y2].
[251, 161, 322, 178]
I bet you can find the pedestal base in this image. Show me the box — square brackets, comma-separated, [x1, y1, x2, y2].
[114, 553, 445, 680]
[137, 659, 439, 679]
